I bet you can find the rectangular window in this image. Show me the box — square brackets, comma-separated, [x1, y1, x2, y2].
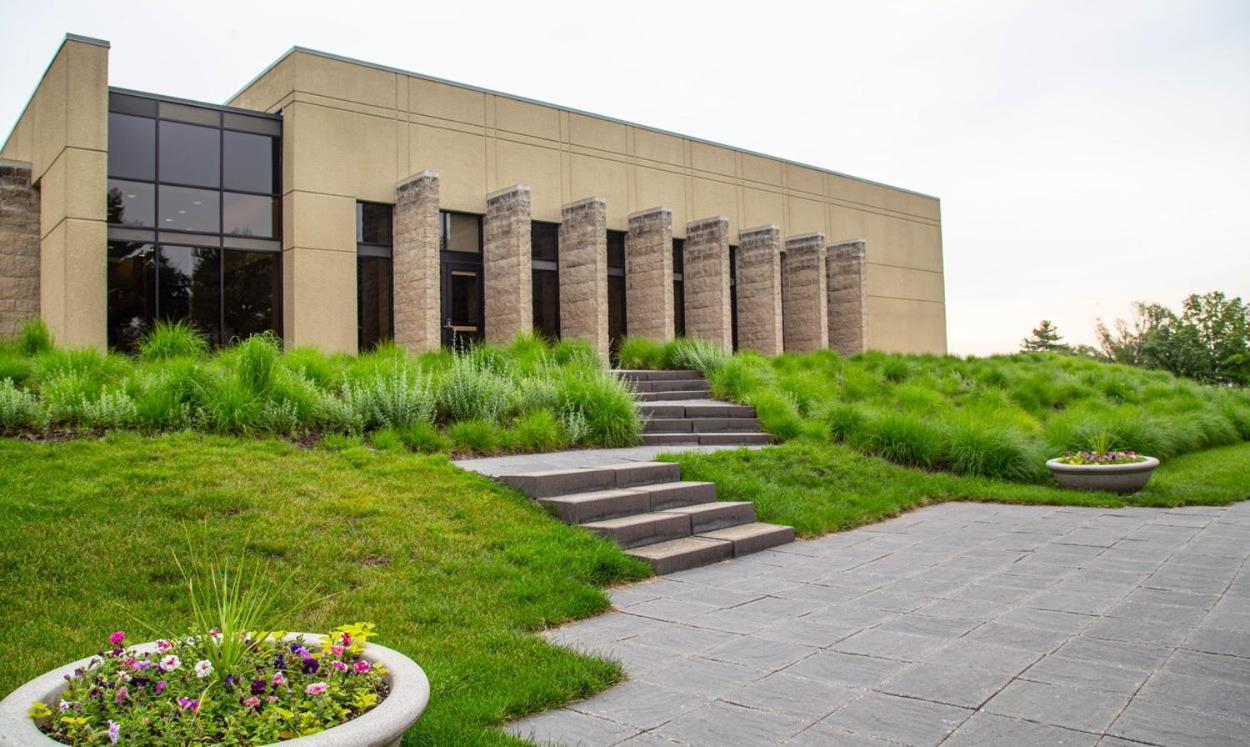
[441, 211, 482, 253]
[223, 250, 281, 343]
[358, 255, 394, 351]
[222, 131, 277, 194]
[673, 238, 685, 337]
[357, 202, 394, 351]
[729, 245, 739, 351]
[158, 121, 220, 188]
[158, 185, 219, 233]
[532, 221, 559, 340]
[108, 113, 155, 180]
[223, 192, 278, 238]
[607, 230, 627, 358]
[157, 245, 222, 344]
[107, 179, 155, 227]
[107, 242, 156, 351]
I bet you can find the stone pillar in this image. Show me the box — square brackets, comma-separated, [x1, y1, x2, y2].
[625, 206, 674, 342]
[0, 161, 41, 340]
[782, 233, 828, 353]
[827, 239, 869, 355]
[735, 225, 784, 356]
[393, 171, 441, 353]
[683, 216, 733, 352]
[559, 197, 609, 361]
[483, 184, 533, 344]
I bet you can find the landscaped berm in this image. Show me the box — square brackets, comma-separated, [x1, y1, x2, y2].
[1, 322, 1249, 744]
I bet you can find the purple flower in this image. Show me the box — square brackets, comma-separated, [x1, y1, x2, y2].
[301, 657, 319, 675]
[154, 680, 167, 695]
[176, 697, 200, 713]
[107, 721, 120, 745]
[272, 672, 286, 687]
[273, 654, 286, 670]
[353, 661, 371, 675]
[114, 686, 129, 704]
[223, 675, 237, 690]
[251, 679, 267, 696]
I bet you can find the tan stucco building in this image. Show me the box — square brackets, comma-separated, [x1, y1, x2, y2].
[1, 34, 946, 357]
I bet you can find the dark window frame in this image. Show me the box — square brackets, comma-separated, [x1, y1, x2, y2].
[356, 202, 396, 351]
[439, 211, 485, 348]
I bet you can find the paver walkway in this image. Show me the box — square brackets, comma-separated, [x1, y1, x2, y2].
[507, 501, 1250, 746]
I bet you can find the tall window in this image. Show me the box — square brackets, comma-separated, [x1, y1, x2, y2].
[440, 211, 484, 348]
[357, 202, 394, 351]
[672, 238, 685, 337]
[532, 221, 560, 341]
[607, 230, 627, 358]
[105, 91, 281, 351]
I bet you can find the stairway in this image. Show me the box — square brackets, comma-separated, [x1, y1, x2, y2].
[501, 461, 794, 574]
[615, 369, 774, 447]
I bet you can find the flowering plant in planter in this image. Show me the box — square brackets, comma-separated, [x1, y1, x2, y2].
[1054, 449, 1148, 466]
[27, 624, 388, 744]
[1046, 432, 1158, 494]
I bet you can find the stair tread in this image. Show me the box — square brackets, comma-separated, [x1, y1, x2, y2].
[625, 536, 733, 562]
[698, 521, 792, 540]
[659, 500, 752, 516]
[582, 511, 691, 530]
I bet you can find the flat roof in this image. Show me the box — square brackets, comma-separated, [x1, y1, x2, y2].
[231, 45, 940, 203]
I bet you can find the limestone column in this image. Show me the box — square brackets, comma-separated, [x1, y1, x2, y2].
[782, 233, 828, 353]
[558, 197, 609, 361]
[827, 239, 869, 355]
[0, 161, 41, 339]
[625, 206, 674, 342]
[683, 216, 733, 352]
[392, 171, 441, 353]
[735, 225, 784, 356]
[483, 184, 533, 344]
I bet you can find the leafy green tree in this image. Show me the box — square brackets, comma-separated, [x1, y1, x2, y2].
[1021, 320, 1071, 353]
[1097, 293, 1249, 386]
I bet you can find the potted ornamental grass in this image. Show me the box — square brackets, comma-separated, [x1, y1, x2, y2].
[0, 548, 429, 746]
[1046, 433, 1159, 495]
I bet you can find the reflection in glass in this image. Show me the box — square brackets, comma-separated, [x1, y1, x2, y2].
[107, 179, 155, 226]
[447, 268, 483, 348]
[674, 279, 685, 337]
[159, 121, 220, 187]
[607, 230, 626, 269]
[108, 113, 155, 180]
[357, 256, 394, 351]
[532, 269, 560, 341]
[159, 186, 220, 233]
[356, 203, 393, 245]
[442, 212, 481, 253]
[223, 131, 276, 193]
[107, 242, 155, 351]
[158, 245, 222, 344]
[223, 193, 277, 238]
[223, 251, 280, 342]
[729, 246, 739, 351]
[608, 274, 626, 360]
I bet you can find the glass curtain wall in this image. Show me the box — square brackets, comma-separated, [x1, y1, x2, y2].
[105, 90, 282, 351]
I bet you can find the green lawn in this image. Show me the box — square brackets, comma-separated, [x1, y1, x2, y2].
[0, 432, 649, 746]
[663, 438, 1250, 537]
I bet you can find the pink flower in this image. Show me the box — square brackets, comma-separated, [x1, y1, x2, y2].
[330, 645, 345, 657]
[107, 721, 120, 745]
[271, 672, 286, 687]
[154, 681, 167, 695]
[128, 659, 152, 672]
[155, 640, 172, 653]
[193, 659, 214, 679]
[242, 696, 261, 708]
[304, 682, 328, 697]
[332, 661, 349, 673]
[158, 655, 181, 673]
[114, 686, 129, 704]
[265, 695, 278, 703]
[176, 697, 200, 712]
[340, 632, 352, 647]
[353, 661, 371, 675]
[108, 631, 125, 647]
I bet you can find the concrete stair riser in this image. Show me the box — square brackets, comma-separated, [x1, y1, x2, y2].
[615, 370, 701, 382]
[638, 390, 716, 402]
[626, 537, 734, 575]
[632, 379, 711, 394]
[660, 501, 756, 533]
[640, 432, 773, 446]
[537, 481, 716, 523]
[501, 462, 680, 498]
[582, 512, 692, 548]
[639, 404, 756, 419]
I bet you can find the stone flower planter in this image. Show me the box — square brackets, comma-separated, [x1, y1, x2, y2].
[0, 634, 429, 747]
[1046, 456, 1159, 494]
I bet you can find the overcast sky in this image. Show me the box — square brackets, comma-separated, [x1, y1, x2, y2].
[2, 0, 1247, 355]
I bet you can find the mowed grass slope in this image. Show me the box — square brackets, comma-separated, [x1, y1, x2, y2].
[0, 433, 649, 746]
[664, 439, 1250, 538]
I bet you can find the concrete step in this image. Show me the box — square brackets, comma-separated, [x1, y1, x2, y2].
[699, 522, 795, 556]
[501, 462, 680, 498]
[640, 432, 773, 446]
[661, 501, 755, 533]
[640, 403, 756, 419]
[582, 511, 692, 548]
[632, 379, 709, 393]
[537, 481, 716, 523]
[643, 417, 761, 434]
[615, 369, 701, 382]
[626, 536, 734, 575]
[638, 390, 715, 402]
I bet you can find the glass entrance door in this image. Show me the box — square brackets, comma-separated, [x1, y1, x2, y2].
[441, 257, 483, 349]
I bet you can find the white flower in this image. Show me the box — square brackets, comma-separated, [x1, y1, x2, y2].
[158, 655, 181, 672]
[193, 659, 214, 678]
[57, 699, 72, 713]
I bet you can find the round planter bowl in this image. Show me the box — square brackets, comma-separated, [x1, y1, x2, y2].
[1046, 456, 1160, 495]
[0, 633, 429, 747]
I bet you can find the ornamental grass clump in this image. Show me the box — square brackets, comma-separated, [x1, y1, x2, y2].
[27, 548, 389, 745]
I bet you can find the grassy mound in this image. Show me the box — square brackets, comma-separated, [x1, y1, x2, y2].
[0, 321, 640, 455]
[0, 433, 650, 744]
[617, 336, 1250, 483]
